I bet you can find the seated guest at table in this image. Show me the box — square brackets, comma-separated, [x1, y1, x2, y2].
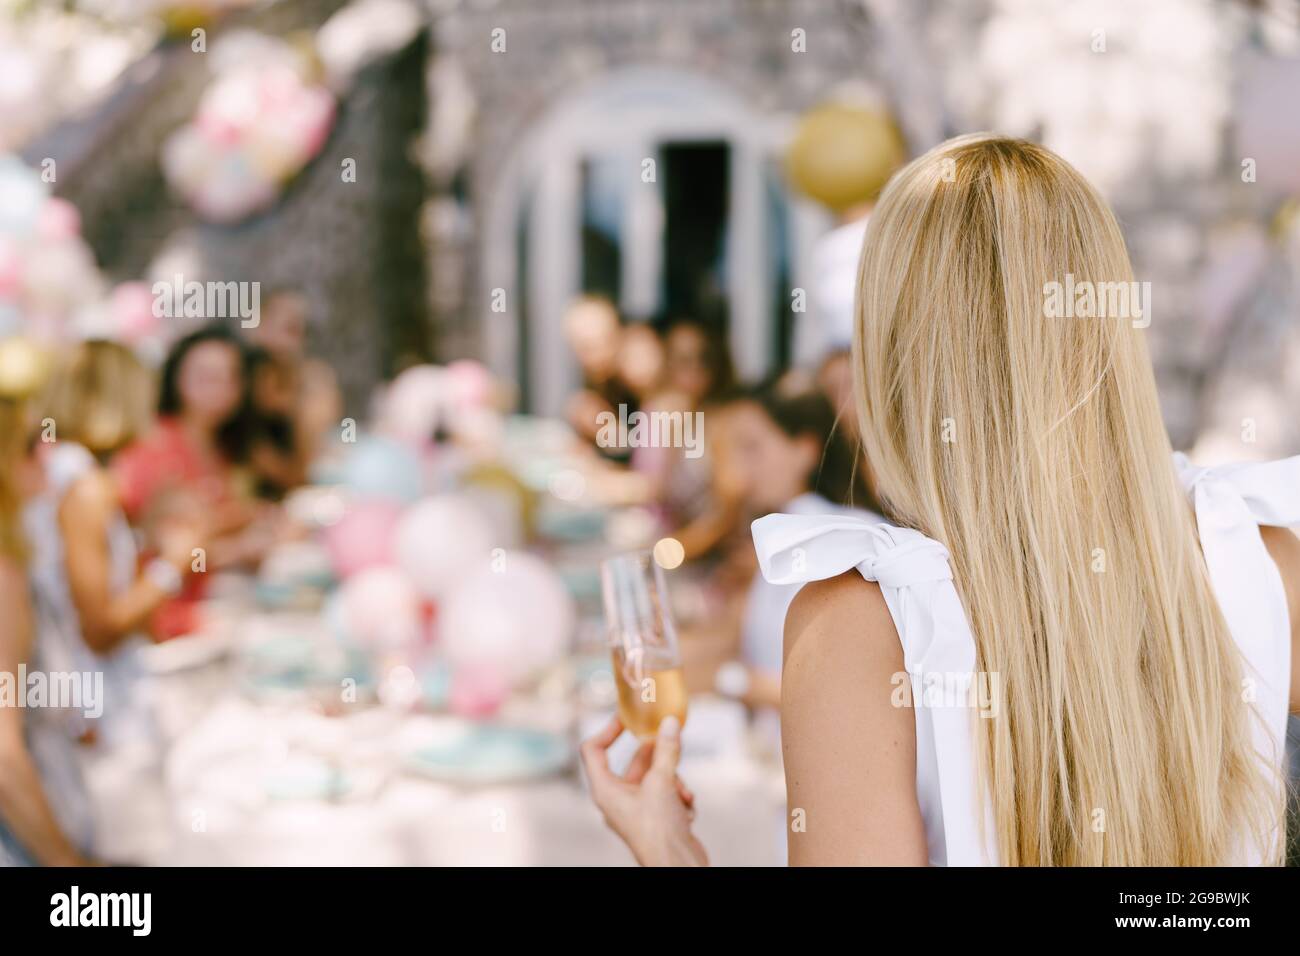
[563, 295, 637, 461]
[660, 387, 752, 571]
[242, 288, 341, 498]
[710, 377, 881, 716]
[113, 325, 273, 639]
[633, 317, 735, 540]
[0, 367, 91, 866]
[615, 321, 666, 408]
[32, 341, 206, 744]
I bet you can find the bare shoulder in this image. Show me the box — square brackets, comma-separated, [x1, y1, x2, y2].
[1259, 525, 1300, 713]
[780, 570, 926, 865]
[58, 468, 115, 529]
[784, 570, 899, 669]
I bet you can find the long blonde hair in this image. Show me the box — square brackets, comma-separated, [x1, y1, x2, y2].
[0, 337, 55, 564]
[853, 134, 1280, 865]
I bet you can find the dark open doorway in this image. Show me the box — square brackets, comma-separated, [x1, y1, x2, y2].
[661, 141, 729, 330]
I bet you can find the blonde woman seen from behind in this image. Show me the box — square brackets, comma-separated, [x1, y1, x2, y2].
[583, 134, 1300, 867]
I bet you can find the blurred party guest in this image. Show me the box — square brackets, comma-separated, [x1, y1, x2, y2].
[113, 325, 270, 639]
[615, 322, 666, 406]
[0, 356, 90, 866]
[31, 342, 204, 743]
[660, 389, 751, 566]
[563, 295, 636, 458]
[243, 288, 341, 498]
[794, 214, 870, 366]
[634, 318, 735, 530]
[660, 317, 734, 410]
[713, 378, 880, 716]
[816, 347, 858, 444]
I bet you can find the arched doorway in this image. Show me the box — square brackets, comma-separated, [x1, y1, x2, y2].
[480, 66, 830, 414]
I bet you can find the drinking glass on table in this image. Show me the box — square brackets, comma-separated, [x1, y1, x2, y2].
[599, 551, 688, 741]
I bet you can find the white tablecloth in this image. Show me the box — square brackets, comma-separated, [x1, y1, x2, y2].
[82, 646, 787, 867]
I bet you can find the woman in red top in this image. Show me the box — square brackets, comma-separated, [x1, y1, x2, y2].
[114, 325, 277, 638]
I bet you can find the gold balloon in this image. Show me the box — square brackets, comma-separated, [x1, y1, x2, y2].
[0, 337, 51, 400]
[785, 104, 906, 212]
[463, 461, 538, 541]
[160, 7, 213, 38]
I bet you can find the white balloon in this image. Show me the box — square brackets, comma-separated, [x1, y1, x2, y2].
[393, 495, 494, 599]
[337, 566, 422, 651]
[380, 364, 445, 444]
[439, 552, 574, 684]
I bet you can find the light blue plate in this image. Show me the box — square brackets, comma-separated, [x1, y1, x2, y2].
[404, 726, 571, 785]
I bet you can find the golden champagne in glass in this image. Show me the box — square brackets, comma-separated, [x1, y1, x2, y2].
[600, 551, 688, 740]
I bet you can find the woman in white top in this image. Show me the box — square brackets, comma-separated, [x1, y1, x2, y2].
[33, 342, 204, 742]
[583, 134, 1300, 866]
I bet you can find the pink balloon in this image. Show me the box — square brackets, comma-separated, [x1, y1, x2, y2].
[448, 663, 510, 718]
[322, 500, 402, 578]
[109, 282, 160, 342]
[36, 198, 81, 242]
[0, 242, 20, 299]
[444, 360, 494, 409]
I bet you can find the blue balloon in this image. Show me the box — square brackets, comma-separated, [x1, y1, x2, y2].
[341, 435, 422, 504]
[0, 155, 47, 237]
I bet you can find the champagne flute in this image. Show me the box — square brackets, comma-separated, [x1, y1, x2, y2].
[599, 551, 688, 740]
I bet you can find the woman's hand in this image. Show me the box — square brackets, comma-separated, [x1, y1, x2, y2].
[580, 715, 709, 867]
[156, 516, 207, 574]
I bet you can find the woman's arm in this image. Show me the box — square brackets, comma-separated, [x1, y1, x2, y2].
[1259, 525, 1300, 714]
[740, 669, 782, 710]
[0, 562, 88, 866]
[781, 571, 928, 865]
[59, 471, 186, 653]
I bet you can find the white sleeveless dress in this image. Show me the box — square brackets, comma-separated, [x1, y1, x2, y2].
[751, 454, 1299, 866]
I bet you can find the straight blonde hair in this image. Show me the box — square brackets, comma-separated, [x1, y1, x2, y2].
[853, 134, 1281, 865]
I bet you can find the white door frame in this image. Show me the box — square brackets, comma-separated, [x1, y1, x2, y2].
[481, 66, 794, 416]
